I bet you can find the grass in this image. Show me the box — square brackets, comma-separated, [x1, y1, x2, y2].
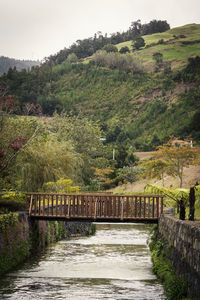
[115, 24, 200, 71]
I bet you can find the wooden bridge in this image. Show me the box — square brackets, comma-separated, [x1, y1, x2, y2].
[27, 193, 164, 223]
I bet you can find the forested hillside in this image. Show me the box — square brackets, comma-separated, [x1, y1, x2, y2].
[0, 56, 40, 75]
[1, 23, 200, 151]
[0, 21, 200, 193]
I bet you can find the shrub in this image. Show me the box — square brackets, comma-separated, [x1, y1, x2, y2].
[103, 44, 118, 53]
[119, 46, 130, 54]
[93, 50, 143, 73]
[0, 191, 26, 212]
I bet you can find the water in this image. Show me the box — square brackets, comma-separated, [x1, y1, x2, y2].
[0, 223, 165, 299]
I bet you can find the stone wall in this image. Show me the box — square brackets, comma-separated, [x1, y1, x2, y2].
[0, 212, 95, 276]
[158, 214, 200, 297]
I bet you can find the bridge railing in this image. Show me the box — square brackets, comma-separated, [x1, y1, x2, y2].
[27, 193, 164, 220]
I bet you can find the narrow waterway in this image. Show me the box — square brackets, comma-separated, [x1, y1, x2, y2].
[0, 223, 165, 299]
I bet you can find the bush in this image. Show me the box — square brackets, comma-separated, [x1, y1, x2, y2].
[103, 44, 118, 53]
[0, 191, 26, 212]
[93, 50, 143, 73]
[119, 46, 130, 54]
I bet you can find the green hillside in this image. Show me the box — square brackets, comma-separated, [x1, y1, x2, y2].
[115, 24, 200, 71]
[1, 23, 200, 151]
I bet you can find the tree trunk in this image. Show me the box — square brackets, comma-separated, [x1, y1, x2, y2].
[188, 186, 195, 221]
[179, 199, 185, 220]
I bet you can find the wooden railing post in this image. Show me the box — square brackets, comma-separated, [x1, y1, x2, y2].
[67, 196, 71, 218]
[29, 194, 33, 216]
[121, 197, 124, 220]
[161, 196, 164, 215]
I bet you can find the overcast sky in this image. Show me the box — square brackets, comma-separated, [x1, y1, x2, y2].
[0, 0, 199, 61]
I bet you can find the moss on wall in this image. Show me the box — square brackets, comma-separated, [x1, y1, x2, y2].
[0, 213, 30, 275]
[149, 226, 188, 300]
[0, 212, 96, 276]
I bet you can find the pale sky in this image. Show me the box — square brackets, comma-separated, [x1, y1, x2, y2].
[0, 0, 199, 61]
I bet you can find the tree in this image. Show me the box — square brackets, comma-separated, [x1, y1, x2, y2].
[14, 135, 78, 191]
[43, 178, 79, 193]
[91, 167, 114, 189]
[152, 52, 163, 64]
[0, 117, 40, 181]
[119, 46, 130, 54]
[132, 37, 145, 51]
[140, 158, 174, 186]
[67, 53, 78, 63]
[155, 137, 200, 187]
[47, 113, 108, 186]
[103, 44, 118, 53]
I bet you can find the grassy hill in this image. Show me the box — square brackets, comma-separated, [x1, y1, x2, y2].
[117, 23, 200, 71]
[1, 24, 200, 150]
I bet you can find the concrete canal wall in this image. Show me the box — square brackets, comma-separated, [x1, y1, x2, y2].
[0, 212, 95, 276]
[158, 214, 200, 297]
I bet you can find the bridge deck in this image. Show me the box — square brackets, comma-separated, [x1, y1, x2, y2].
[27, 193, 163, 223]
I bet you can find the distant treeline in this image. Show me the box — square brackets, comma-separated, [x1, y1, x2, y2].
[0, 56, 40, 76]
[45, 19, 170, 65]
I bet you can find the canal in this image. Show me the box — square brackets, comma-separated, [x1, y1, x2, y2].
[0, 223, 165, 299]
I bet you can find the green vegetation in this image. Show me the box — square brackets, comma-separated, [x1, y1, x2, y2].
[145, 184, 200, 220]
[149, 227, 188, 300]
[0, 22, 200, 194]
[0, 212, 30, 275]
[0, 191, 26, 213]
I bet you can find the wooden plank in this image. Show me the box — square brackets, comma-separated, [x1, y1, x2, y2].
[81, 195, 84, 217]
[104, 196, 107, 217]
[121, 197, 124, 220]
[42, 194, 45, 216]
[59, 195, 62, 216]
[89, 196, 92, 217]
[135, 196, 137, 218]
[156, 197, 159, 218]
[148, 197, 150, 218]
[118, 196, 120, 217]
[126, 196, 129, 217]
[64, 195, 67, 216]
[152, 197, 155, 218]
[161, 197, 164, 215]
[34, 194, 37, 215]
[144, 196, 146, 218]
[139, 196, 142, 218]
[56, 195, 58, 216]
[51, 195, 54, 216]
[85, 196, 88, 217]
[109, 196, 112, 217]
[130, 196, 133, 217]
[29, 194, 33, 216]
[72, 195, 75, 217]
[47, 194, 49, 216]
[77, 195, 80, 217]
[113, 196, 116, 217]
[39, 194, 42, 215]
[94, 197, 97, 220]
[67, 196, 71, 218]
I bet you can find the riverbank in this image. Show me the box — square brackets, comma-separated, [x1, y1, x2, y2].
[150, 215, 200, 299]
[0, 211, 95, 276]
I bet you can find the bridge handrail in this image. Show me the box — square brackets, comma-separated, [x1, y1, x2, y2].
[27, 192, 164, 221]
